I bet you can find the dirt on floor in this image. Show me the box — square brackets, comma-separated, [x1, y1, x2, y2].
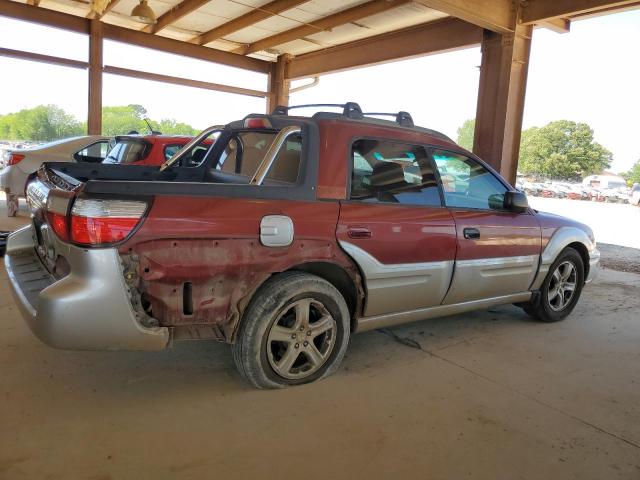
[1, 202, 640, 480]
[599, 243, 640, 274]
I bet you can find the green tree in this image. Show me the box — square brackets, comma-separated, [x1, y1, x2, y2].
[621, 159, 640, 186]
[1, 103, 199, 140]
[100, 104, 149, 136]
[100, 104, 198, 136]
[0, 105, 83, 141]
[456, 118, 475, 150]
[518, 120, 612, 179]
[155, 118, 197, 135]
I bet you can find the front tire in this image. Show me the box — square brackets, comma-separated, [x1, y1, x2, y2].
[521, 247, 585, 322]
[232, 272, 350, 389]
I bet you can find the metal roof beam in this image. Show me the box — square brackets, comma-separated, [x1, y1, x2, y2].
[286, 17, 483, 79]
[142, 0, 210, 34]
[192, 0, 308, 46]
[0, 1, 271, 73]
[413, 0, 514, 33]
[236, 0, 411, 55]
[520, 0, 640, 24]
[87, 0, 123, 20]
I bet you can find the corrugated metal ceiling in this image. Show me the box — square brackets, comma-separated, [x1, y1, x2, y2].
[19, 0, 448, 61]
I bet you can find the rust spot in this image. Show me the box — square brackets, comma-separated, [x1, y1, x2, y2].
[121, 238, 362, 342]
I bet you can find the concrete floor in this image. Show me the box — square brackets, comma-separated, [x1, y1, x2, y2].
[1, 204, 640, 479]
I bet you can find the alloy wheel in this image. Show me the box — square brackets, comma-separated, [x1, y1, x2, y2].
[266, 298, 337, 380]
[548, 261, 578, 311]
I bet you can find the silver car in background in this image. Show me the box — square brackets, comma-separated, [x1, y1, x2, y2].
[0, 135, 111, 216]
[631, 184, 640, 206]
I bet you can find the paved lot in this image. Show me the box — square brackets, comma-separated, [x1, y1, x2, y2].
[529, 197, 640, 249]
[1, 196, 640, 479]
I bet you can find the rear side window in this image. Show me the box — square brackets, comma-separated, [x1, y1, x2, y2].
[103, 141, 149, 164]
[432, 150, 508, 210]
[217, 130, 302, 183]
[350, 139, 441, 206]
[74, 141, 109, 163]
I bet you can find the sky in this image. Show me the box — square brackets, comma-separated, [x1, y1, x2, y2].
[0, 9, 639, 171]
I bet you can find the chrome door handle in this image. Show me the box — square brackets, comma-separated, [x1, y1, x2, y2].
[347, 227, 371, 239]
[463, 228, 480, 240]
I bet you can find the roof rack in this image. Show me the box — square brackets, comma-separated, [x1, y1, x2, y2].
[272, 102, 363, 119]
[271, 102, 415, 127]
[363, 111, 414, 128]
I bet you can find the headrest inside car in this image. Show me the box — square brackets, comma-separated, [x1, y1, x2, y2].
[368, 161, 406, 188]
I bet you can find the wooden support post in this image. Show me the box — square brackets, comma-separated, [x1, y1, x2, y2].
[266, 54, 291, 113]
[473, 24, 532, 185]
[87, 19, 103, 135]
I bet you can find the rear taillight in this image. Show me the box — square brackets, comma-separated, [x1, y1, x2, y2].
[8, 153, 25, 166]
[46, 190, 74, 242]
[70, 198, 148, 245]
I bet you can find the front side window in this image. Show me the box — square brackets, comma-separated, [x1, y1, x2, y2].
[350, 139, 441, 206]
[432, 150, 508, 210]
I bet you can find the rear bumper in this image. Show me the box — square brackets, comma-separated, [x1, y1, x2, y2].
[4, 225, 169, 351]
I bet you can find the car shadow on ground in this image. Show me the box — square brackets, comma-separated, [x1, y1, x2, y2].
[14, 303, 535, 396]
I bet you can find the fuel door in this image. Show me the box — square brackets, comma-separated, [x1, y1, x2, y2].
[260, 215, 294, 247]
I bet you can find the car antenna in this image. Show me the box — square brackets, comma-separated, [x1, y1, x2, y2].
[143, 118, 162, 135]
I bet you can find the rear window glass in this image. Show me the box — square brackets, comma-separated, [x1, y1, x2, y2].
[216, 130, 301, 183]
[103, 141, 149, 164]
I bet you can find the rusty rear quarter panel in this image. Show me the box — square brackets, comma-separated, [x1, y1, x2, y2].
[118, 196, 361, 342]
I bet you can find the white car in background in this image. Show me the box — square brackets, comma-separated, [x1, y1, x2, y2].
[0, 135, 111, 216]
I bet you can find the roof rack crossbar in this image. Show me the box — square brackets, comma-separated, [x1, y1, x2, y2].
[272, 102, 363, 119]
[363, 111, 414, 128]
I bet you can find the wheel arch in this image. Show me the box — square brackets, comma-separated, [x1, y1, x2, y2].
[566, 241, 590, 282]
[287, 261, 361, 331]
[531, 226, 595, 290]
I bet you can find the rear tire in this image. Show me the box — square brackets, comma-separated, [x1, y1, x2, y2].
[232, 271, 350, 389]
[521, 247, 585, 323]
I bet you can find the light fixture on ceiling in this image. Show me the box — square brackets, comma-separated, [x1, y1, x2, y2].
[131, 0, 156, 24]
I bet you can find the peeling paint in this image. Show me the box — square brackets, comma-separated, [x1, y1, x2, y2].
[122, 238, 361, 342]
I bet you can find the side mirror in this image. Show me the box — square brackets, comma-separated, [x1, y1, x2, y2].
[504, 190, 529, 213]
